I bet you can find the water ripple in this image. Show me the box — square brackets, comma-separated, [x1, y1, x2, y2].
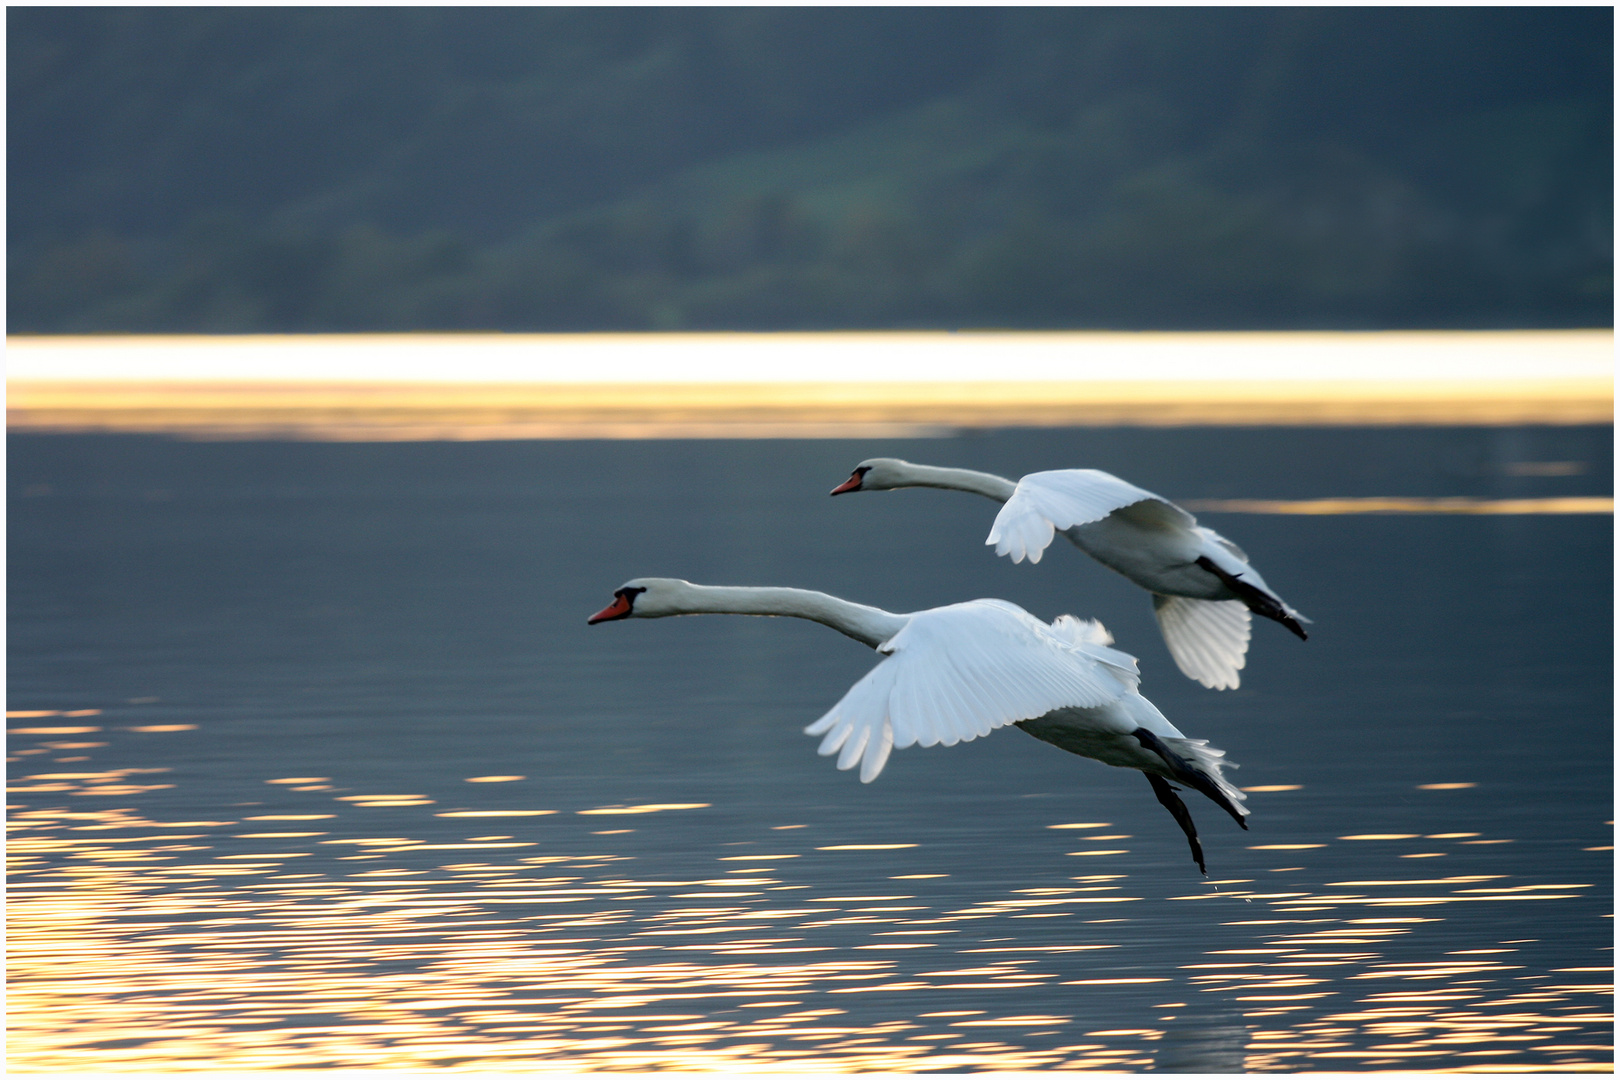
[8, 725, 1611, 1072]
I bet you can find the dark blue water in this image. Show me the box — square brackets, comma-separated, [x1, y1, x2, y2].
[9, 428, 1612, 1071]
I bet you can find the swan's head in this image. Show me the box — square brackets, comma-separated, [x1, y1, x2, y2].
[830, 457, 912, 495]
[587, 577, 687, 623]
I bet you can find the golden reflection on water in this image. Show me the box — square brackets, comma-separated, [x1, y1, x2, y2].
[6, 329, 1613, 437]
[7, 720, 1612, 1072]
[1183, 496, 1613, 515]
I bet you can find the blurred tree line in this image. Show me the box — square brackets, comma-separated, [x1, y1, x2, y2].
[8, 7, 1611, 333]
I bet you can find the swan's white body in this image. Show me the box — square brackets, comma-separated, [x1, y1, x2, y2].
[589, 578, 1247, 870]
[832, 459, 1309, 690]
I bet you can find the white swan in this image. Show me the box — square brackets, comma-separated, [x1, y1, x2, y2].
[830, 459, 1309, 691]
[589, 577, 1249, 873]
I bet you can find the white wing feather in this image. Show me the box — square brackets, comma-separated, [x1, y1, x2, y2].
[1152, 595, 1252, 691]
[803, 601, 1136, 783]
[1046, 615, 1142, 690]
[1048, 613, 1115, 648]
[987, 469, 1193, 564]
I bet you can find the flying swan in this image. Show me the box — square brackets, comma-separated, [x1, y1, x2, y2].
[589, 577, 1249, 873]
[831, 459, 1309, 691]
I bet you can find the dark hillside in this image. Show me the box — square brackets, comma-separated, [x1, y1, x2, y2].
[8, 7, 1611, 332]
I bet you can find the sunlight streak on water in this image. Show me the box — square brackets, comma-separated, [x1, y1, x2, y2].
[8, 331, 1610, 384]
[6, 330, 1611, 438]
[8, 723, 1611, 1073]
[1182, 496, 1613, 515]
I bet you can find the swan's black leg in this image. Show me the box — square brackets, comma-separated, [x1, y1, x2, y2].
[1147, 774, 1206, 875]
[1194, 555, 1308, 640]
[1132, 727, 1248, 830]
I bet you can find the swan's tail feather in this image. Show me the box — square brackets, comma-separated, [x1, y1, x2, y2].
[1171, 737, 1249, 826]
[1132, 728, 1249, 829]
[1194, 555, 1309, 641]
[1270, 602, 1311, 640]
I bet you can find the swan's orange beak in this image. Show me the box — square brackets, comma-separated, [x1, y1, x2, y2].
[829, 471, 863, 495]
[588, 594, 634, 624]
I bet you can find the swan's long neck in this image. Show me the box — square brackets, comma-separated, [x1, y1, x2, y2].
[649, 583, 907, 649]
[890, 463, 1017, 503]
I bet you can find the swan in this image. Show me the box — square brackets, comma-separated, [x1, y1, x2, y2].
[830, 459, 1309, 691]
[588, 577, 1249, 873]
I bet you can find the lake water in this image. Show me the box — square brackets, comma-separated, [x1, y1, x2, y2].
[8, 426, 1612, 1072]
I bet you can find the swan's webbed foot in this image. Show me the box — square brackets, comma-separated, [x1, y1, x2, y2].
[1147, 774, 1206, 875]
[1194, 555, 1308, 640]
[1132, 727, 1248, 830]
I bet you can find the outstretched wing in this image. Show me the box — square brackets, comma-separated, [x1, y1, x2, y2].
[1152, 595, 1251, 690]
[803, 601, 1136, 783]
[987, 469, 1195, 564]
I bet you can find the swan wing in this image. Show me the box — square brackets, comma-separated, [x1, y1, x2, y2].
[988, 469, 1195, 564]
[804, 601, 1135, 783]
[1152, 595, 1252, 690]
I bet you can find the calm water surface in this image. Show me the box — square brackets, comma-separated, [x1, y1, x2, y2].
[8, 427, 1612, 1072]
